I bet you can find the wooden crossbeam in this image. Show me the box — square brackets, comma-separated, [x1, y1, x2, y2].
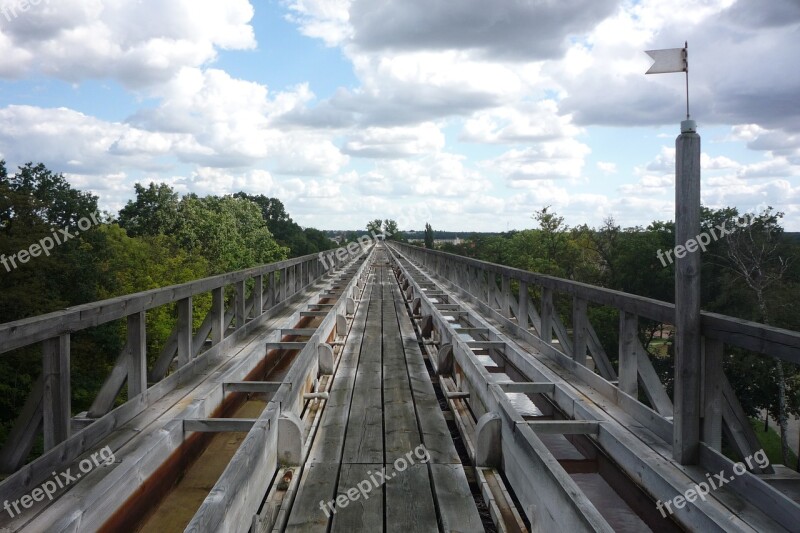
[265, 342, 308, 350]
[222, 381, 286, 393]
[280, 328, 317, 336]
[525, 420, 600, 435]
[184, 418, 257, 432]
[300, 311, 328, 317]
[496, 382, 554, 394]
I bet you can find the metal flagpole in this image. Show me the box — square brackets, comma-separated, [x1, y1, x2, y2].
[684, 42, 690, 120]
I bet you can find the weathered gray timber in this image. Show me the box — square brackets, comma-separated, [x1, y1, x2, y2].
[674, 122, 702, 464]
[388, 241, 800, 532]
[0, 249, 359, 476]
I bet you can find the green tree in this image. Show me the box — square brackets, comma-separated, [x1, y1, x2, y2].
[233, 193, 334, 257]
[175, 195, 288, 273]
[383, 219, 405, 241]
[424, 223, 434, 249]
[118, 182, 180, 237]
[717, 208, 797, 464]
[367, 219, 384, 235]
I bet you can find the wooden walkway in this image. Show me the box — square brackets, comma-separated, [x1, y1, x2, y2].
[285, 250, 483, 532]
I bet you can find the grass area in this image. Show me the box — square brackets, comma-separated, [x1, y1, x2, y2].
[749, 418, 798, 469]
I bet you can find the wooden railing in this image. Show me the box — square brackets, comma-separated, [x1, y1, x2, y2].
[0, 249, 349, 474]
[390, 242, 800, 469]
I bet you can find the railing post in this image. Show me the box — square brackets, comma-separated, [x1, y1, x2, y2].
[618, 312, 638, 396]
[540, 288, 553, 346]
[127, 311, 147, 398]
[177, 297, 192, 367]
[518, 281, 529, 329]
[235, 280, 246, 328]
[702, 337, 723, 450]
[572, 297, 588, 364]
[501, 275, 511, 318]
[211, 287, 224, 345]
[42, 334, 70, 450]
[674, 120, 702, 464]
[267, 271, 276, 308]
[253, 275, 264, 318]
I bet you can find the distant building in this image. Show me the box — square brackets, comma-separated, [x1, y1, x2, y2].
[433, 236, 461, 245]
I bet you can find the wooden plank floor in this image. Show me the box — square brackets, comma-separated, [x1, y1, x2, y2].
[285, 250, 482, 532]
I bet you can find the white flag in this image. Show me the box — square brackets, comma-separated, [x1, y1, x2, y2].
[645, 48, 686, 74]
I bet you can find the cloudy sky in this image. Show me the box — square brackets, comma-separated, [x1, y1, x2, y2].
[0, 0, 798, 232]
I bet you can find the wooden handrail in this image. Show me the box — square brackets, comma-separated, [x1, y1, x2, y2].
[390, 242, 800, 364]
[0, 250, 341, 354]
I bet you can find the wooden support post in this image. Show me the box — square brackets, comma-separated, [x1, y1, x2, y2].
[501, 275, 511, 318]
[267, 271, 276, 308]
[127, 311, 147, 398]
[253, 275, 264, 318]
[211, 286, 224, 345]
[540, 288, 553, 346]
[42, 334, 70, 451]
[177, 296, 192, 368]
[280, 268, 287, 302]
[572, 297, 588, 364]
[518, 281, 529, 329]
[703, 337, 723, 451]
[618, 312, 638, 397]
[674, 121, 702, 464]
[235, 280, 246, 329]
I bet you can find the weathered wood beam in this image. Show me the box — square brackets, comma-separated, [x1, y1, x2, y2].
[42, 334, 70, 451]
[280, 328, 317, 337]
[517, 281, 529, 329]
[572, 297, 588, 365]
[526, 420, 600, 435]
[496, 382, 554, 394]
[265, 342, 308, 351]
[702, 337, 723, 450]
[211, 286, 225, 346]
[127, 311, 147, 398]
[176, 296, 192, 368]
[235, 280, 246, 329]
[540, 288, 553, 346]
[184, 418, 257, 432]
[635, 342, 674, 417]
[618, 311, 638, 397]
[223, 381, 285, 394]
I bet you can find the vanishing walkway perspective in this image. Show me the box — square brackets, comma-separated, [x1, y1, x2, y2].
[1, 242, 799, 532]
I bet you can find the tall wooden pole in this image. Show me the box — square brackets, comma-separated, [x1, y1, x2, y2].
[674, 119, 701, 464]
